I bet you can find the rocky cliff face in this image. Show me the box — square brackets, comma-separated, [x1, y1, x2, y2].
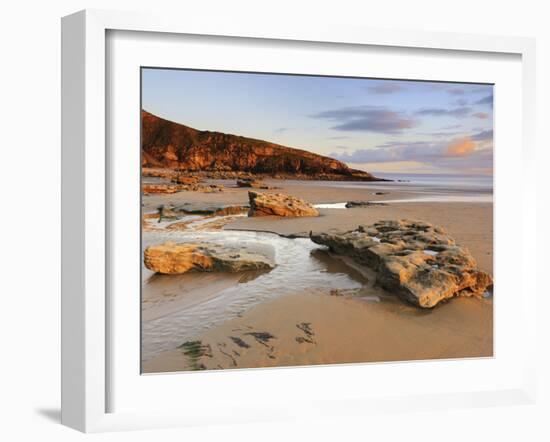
[141, 110, 380, 181]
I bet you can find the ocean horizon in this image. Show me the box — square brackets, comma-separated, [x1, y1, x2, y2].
[372, 172, 493, 191]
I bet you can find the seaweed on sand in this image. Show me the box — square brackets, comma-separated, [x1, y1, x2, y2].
[295, 322, 316, 344]
[229, 336, 251, 349]
[178, 340, 212, 370]
[244, 332, 276, 347]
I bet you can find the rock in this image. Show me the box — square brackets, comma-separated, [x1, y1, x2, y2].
[144, 242, 274, 274]
[195, 184, 219, 193]
[142, 168, 176, 179]
[237, 178, 264, 188]
[141, 110, 385, 181]
[248, 191, 319, 217]
[172, 175, 200, 185]
[310, 219, 492, 308]
[236, 178, 276, 189]
[142, 183, 181, 194]
[152, 182, 224, 193]
[213, 205, 248, 216]
[345, 201, 388, 208]
[157, 204, 179, 221]
[166, 204, 248, 216]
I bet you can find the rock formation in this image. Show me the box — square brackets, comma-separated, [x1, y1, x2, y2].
[236, 178, 266, 188]
[345, 201, 387, 208]
[172, 175, 201, 185]
[144, 242, 274, 274]
[156, 203, 248, 218]
[141, 110, 382, 181]
[248, 191, 319, 217]
[142, 183, 181, 194]
[142, 167, 176, 179]
[310, 220, 493, 308]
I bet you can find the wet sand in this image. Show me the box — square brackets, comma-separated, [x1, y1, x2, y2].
[141, 178, 411, 211]
[143, 291, 493, 373]
[141, 178, 493, 373]
[229, 202, 493, 274]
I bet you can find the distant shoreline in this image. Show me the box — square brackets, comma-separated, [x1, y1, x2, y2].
[142, 166, 391, 182]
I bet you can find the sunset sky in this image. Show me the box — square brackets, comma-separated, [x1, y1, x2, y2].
[142, 68, 493, 175]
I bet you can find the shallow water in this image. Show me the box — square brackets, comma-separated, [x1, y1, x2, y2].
[379, 195, 493, 204]
[314, 202, 348, 209]
[141, 220, 364, 361]
[314, 195, 492, 209]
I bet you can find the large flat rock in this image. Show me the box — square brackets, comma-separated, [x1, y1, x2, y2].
[248, 191, 319, 217]
[310, 219, 493, 308]
[144, 241, 275, 275]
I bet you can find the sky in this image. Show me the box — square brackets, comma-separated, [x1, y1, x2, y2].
[142, 68, 493, 175]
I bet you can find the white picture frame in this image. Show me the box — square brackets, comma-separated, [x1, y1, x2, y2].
[61, 9, 537, 433]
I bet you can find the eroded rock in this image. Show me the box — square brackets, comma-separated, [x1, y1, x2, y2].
[142, 168, 176, 179]
[310, 219, 492, 308]
[172, 175, 201, 185]
[248, 191, 319, 217]
[157, 203, 248, 217]
[144, 242, 274, 274]
[142, 183, 181, 194]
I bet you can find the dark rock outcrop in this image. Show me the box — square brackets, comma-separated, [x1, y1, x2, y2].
[345, 201, 388, 208]
[236, 178, 265, 188]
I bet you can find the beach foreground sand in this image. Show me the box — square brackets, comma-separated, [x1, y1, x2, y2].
[143, 291, 492, 373]
[141, 179, 493, 373]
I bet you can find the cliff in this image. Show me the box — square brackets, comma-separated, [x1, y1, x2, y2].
[141, 110, 382, 181]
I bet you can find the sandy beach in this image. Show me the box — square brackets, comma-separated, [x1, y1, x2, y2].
[143, 292, 492, 373]
[141, 177, 493, 373]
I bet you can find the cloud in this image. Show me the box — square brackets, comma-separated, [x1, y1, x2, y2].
[368, 83, 403, 94]
[436, 148, 493, 171]
[476, 95, 493, 107]
[453, 98, 468, 106]
[422, 84, 464, 94]
[473, 112, 489, 119]
[445, 138, 475, 156]
[447, 87, 466, 95]
[415, 106, 471, 118]
[471, 129, 493, 141]
[311, 106, 418, 134]
[332, 141, 442, 164]
[423, 131, 463, 138]
[330, 136, 492, 171]
[327, 135, 350, 140]
[274, 127, 289, 134]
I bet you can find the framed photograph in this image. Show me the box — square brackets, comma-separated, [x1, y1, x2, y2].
[61, 9, 537, 432]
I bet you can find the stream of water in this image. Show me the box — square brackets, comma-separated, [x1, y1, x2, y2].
[141, 217, 364, 361]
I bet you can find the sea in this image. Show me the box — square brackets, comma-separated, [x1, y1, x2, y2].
[287, 172, 493, 205]
[374, 172, 493, 191]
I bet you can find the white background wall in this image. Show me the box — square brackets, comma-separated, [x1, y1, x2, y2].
[0, 0, 547, 440]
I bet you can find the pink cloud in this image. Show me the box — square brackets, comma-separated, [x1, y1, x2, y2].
[473, 112, 489, 119]
[445, 137, 475, 157]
